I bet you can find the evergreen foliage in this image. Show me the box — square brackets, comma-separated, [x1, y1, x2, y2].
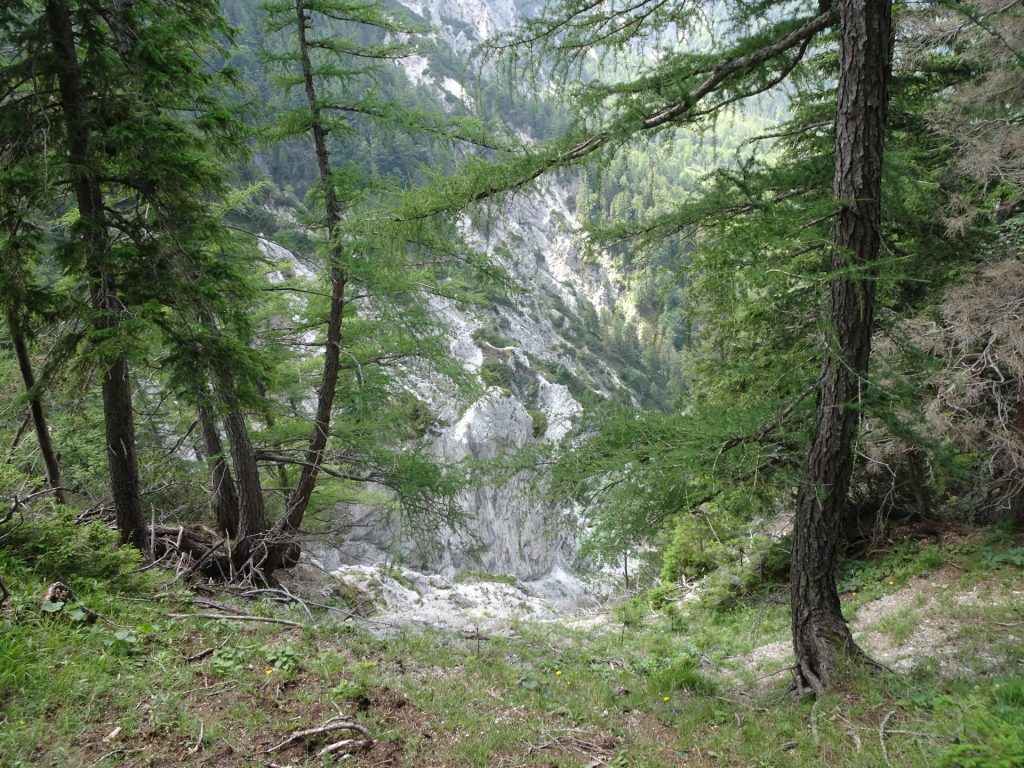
[1, 0, 493, 580]
[1, 0, 1022, 708]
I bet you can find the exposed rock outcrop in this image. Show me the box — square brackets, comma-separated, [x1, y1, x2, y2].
[274, 0, 631, 602]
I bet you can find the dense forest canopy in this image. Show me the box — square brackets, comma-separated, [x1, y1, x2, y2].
[1, 0, 1023, 745]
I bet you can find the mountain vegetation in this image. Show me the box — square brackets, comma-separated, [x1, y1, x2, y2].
[2, 0, 1023, 763]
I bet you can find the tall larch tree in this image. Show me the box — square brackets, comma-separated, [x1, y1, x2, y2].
[261, 0, 417, 545]
[790, 0, 893, 693]
[18, 0, 247, 553]
[0, 62, 68, 505]
[259, 0, 482, 568]
[43, 0, 147, 549]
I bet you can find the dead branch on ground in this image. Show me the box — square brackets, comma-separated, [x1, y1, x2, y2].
[265, 716, 372, 756]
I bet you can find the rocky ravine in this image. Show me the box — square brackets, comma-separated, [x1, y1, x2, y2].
[264, 0, 632, 622]
[293, 184, 623, 622]
[256, 180, 627, 630]
[279, 558, 608, 635]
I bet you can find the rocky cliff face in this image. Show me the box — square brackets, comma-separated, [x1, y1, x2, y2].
[394, 0, 528, 114]
[397, 0, 519, 49]
[306, 182, 621, 584]
[432, 392, 572, 579]
[279, 0, 632, 592]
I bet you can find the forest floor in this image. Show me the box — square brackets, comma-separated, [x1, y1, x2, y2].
[2, 524, 1023, 768]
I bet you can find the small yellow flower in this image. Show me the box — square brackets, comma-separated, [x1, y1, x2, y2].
[887, 580, 895, 585]
[265, 668, 274, 675]
[662, 695, 670, 702]
[555, 670, 562, 676]
[851, 591, 858, 595]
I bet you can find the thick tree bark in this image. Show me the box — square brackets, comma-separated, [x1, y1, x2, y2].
[44, 0, 147, 550]
[790, 0, 892, 694]
[8, 311, 68, 504]
[280, 0, 348, 547]
[197, 405, 239, 539]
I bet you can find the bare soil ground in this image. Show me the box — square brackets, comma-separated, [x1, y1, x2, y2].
[739, 565, 1024, 679]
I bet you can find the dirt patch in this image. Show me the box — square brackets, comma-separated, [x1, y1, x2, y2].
[623, 710, 699, 766]
[850, 565, 1005, 674]
[738, 564, 1020, 679]
[852, 565, 960, 627]
[352, 739, 406, 767]
[366, 685, 422, 726]
[743, 639, 791, 669]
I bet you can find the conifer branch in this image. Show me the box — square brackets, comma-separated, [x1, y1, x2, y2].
[390, 9, 835, 224]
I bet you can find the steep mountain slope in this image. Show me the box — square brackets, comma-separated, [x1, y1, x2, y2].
[242, 0, 641, 588]
[294, 183, 627, 584]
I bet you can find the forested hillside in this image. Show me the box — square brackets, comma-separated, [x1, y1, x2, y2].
[2, 0, 1023, 765]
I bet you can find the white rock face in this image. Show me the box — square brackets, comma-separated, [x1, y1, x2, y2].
[266, 178, 623, 595]
[335, 565, 560, 632]
[395, 0, 518, 91]
[462, 186, 625, 394]
[397, 0, 517, 49]
[482, 185, 621, 314]
[257, 237, 317, 283]
[274, 0, 634, 605]
[300, 184, 623, 585]
[536, 374, 581, 443]
[429, 391, 576, 579]
[400, 53, 431, 87]
[311, 390, 579, 581]
[280, 560, 608, 634]
[430, 295, 483, 371]
[440, 76, 473, 107]
[435, 390, 532, 460]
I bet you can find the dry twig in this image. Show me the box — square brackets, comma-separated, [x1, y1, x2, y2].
[879, 710, 895, 768]
[185, 638, 228, 663]
[265, 716, 371, 755]
[167, 612, 304, 627]
[187, 720, 204, 755]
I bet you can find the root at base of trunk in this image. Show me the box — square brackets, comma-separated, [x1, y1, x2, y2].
[792, 630, 883, 696]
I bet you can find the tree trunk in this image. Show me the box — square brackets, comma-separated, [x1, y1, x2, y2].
[44, 0, 147, 550]
[197, 404, 239, 539]
[790, 0, 892, 694]
[214, 373, 269, 580]
[102, 354, 147, 549]
[280, 0, 348, 550]
[7, 311, 68, 504]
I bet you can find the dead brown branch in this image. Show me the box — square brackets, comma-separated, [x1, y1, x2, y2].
[167, 612, 304, 627]
[185, 638, 228, 663]
[265, 716, 372, 755]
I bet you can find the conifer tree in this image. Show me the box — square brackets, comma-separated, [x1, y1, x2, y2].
[0, 226, 68, 506]
[0, 50, 68, 505]
[790, 0, 893, 693]
[259, 0, 423, 549]
[198, 404, 240, 539]
[1, 0, 249, 552]
[42, 0, 148, 549]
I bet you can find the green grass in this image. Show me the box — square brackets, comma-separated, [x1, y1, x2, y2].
[453, 568, 518, 585]
[2, 523, 1023, 767]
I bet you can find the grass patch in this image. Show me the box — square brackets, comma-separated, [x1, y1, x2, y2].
[2, 523, 1022, 767]
[454, 568, 518, 585]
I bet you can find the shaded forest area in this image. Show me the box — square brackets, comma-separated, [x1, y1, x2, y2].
[2, 0, 1024, 764]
